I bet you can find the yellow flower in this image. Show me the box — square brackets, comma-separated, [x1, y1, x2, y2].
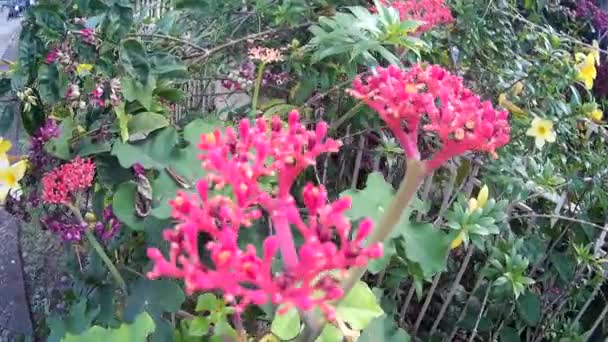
[575, 52, 597, 90]
[468, 185, 489, 212]
[0, 137, 12, 160]
[526, 117, 556, 149]
[0, 157, 27, 203]
[451, 231, 465, 250]
[589, 108, 603, 123]
[76, 63, 94, 74]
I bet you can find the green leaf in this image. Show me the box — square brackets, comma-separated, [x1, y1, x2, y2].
[124, 278, 185, 321]
[111, 127, 179, 170]
[359, 315, 411, 342]
[38, 63, 69, 104]
[396, 222, 450, 277]
[195, 293, 219, 312]
[341, 172, 394, 223]
[516, 291, 541, 327]
[0, 104, 16, 135]
[315, 324, 343, 342]
[62, 312, 155, 342]
[76, 138, 112, 156]
[188, 317, 210, 337]
[120, 39, 151, 83]
[128, 112, 170, 141]
[337, 281, 384, 330]
[150, 53, 189, 79]
[155, 87, 187, 103]
[45, 117, 75, 160]
[122, 76, 157, 111]
[113, 182, 145, 231]
[115, 102, 131, 142]
[95, 155, 134, 188]
[271, 307, 301, 340]
[499, 327, 521, 342]
[550, 252, 576, 282]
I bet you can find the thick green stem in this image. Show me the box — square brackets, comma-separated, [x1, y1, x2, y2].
[298, 159, 426, 341]
[67, 204, 127, 291]
[250, 62, 266, 115]
[85, 229, 128, 291]
[339, 159, 426, 298]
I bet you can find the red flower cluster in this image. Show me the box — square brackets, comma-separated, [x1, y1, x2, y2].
[376, 0, 453, 33]
[42, 157, 96, 204]
[45, 49, 58, 64]
[147, 111, 382, 318]
[349, 64, 510, 170]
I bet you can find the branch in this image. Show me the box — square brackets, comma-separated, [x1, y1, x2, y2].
[183, 22, 313, 61]
[133, 33, 209, 53]
[509, 214, 608, 232]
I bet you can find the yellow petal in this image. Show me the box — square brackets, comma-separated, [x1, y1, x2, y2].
[468, 198, 478, 212]
[590, 109, 603, 122]
[477, 185, 489, 208]
[0, 185, 8, 204]
[0, 138, 12, 155]
[10, 160, 27, 183]
[451, 231, 465, 250]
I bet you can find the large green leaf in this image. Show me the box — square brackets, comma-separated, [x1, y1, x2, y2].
[340, 172, 443, 276]
[45, 117, 75, 160]
[112, 127, 179, 170]
[516, 291, 541, 327]
[128, 112, 170, 141]
[122, 76, 156, 111]
[397, 222, 450, 277]
[315, 325, 343, 342]
[124, 278, 185, 321]
[113, 182, 145, 231]
[62, 312, 155, 342]
[271, 307, 301, 340]
[37, 63, 69, 104]
[337, 281, 384, 330]
[120, 39, 150, 83]
[359, 315, 411, 342]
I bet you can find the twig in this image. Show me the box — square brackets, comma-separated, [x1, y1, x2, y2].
[417, 171, 434, 221]
[413, 271, 442, 335]
[351, 136, 365, 189]
[133, 33, 208, 53]
[433, 163, 457, 224]
[583, 299, 608, 342]
[430, 245, 475, 335]
[184, 22, 312, 61]
[573, 278, 603, 325]
[447, 274, 486, 341]
[467, 284, 491, 342]
[398, 283, 416, 327]
[509, 214, 608, 232]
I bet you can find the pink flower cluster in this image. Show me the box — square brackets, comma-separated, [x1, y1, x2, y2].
[349, 64, 510, 170]
[376, 0, 453, 33]
[147, 111, 382, 318]
[91, 79, 121, 107]
[45, 49, 59, 64]
[42, 157, 96, 204]
[79, 28, 97, 45]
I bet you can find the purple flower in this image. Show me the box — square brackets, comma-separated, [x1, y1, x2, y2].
[41, 215, 86, 242]
[95, 205, 121, 241]
[28, 119, 60, 172]
[133, 163, 145, 177]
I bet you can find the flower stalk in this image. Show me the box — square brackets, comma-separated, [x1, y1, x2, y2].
[67, 203, 127, 291]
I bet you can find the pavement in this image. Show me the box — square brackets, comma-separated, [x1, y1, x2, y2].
[0, 10, 32, 339]
[0, 9, 21, 70]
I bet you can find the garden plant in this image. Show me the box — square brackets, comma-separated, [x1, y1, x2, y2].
[0, 0, 607, 341]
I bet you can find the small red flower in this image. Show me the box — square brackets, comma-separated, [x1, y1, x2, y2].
[42, 157, 95, 204]
[374, 0, 454, 33]
[349, 64, 510, 170]
[147, 111, 382, 318]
